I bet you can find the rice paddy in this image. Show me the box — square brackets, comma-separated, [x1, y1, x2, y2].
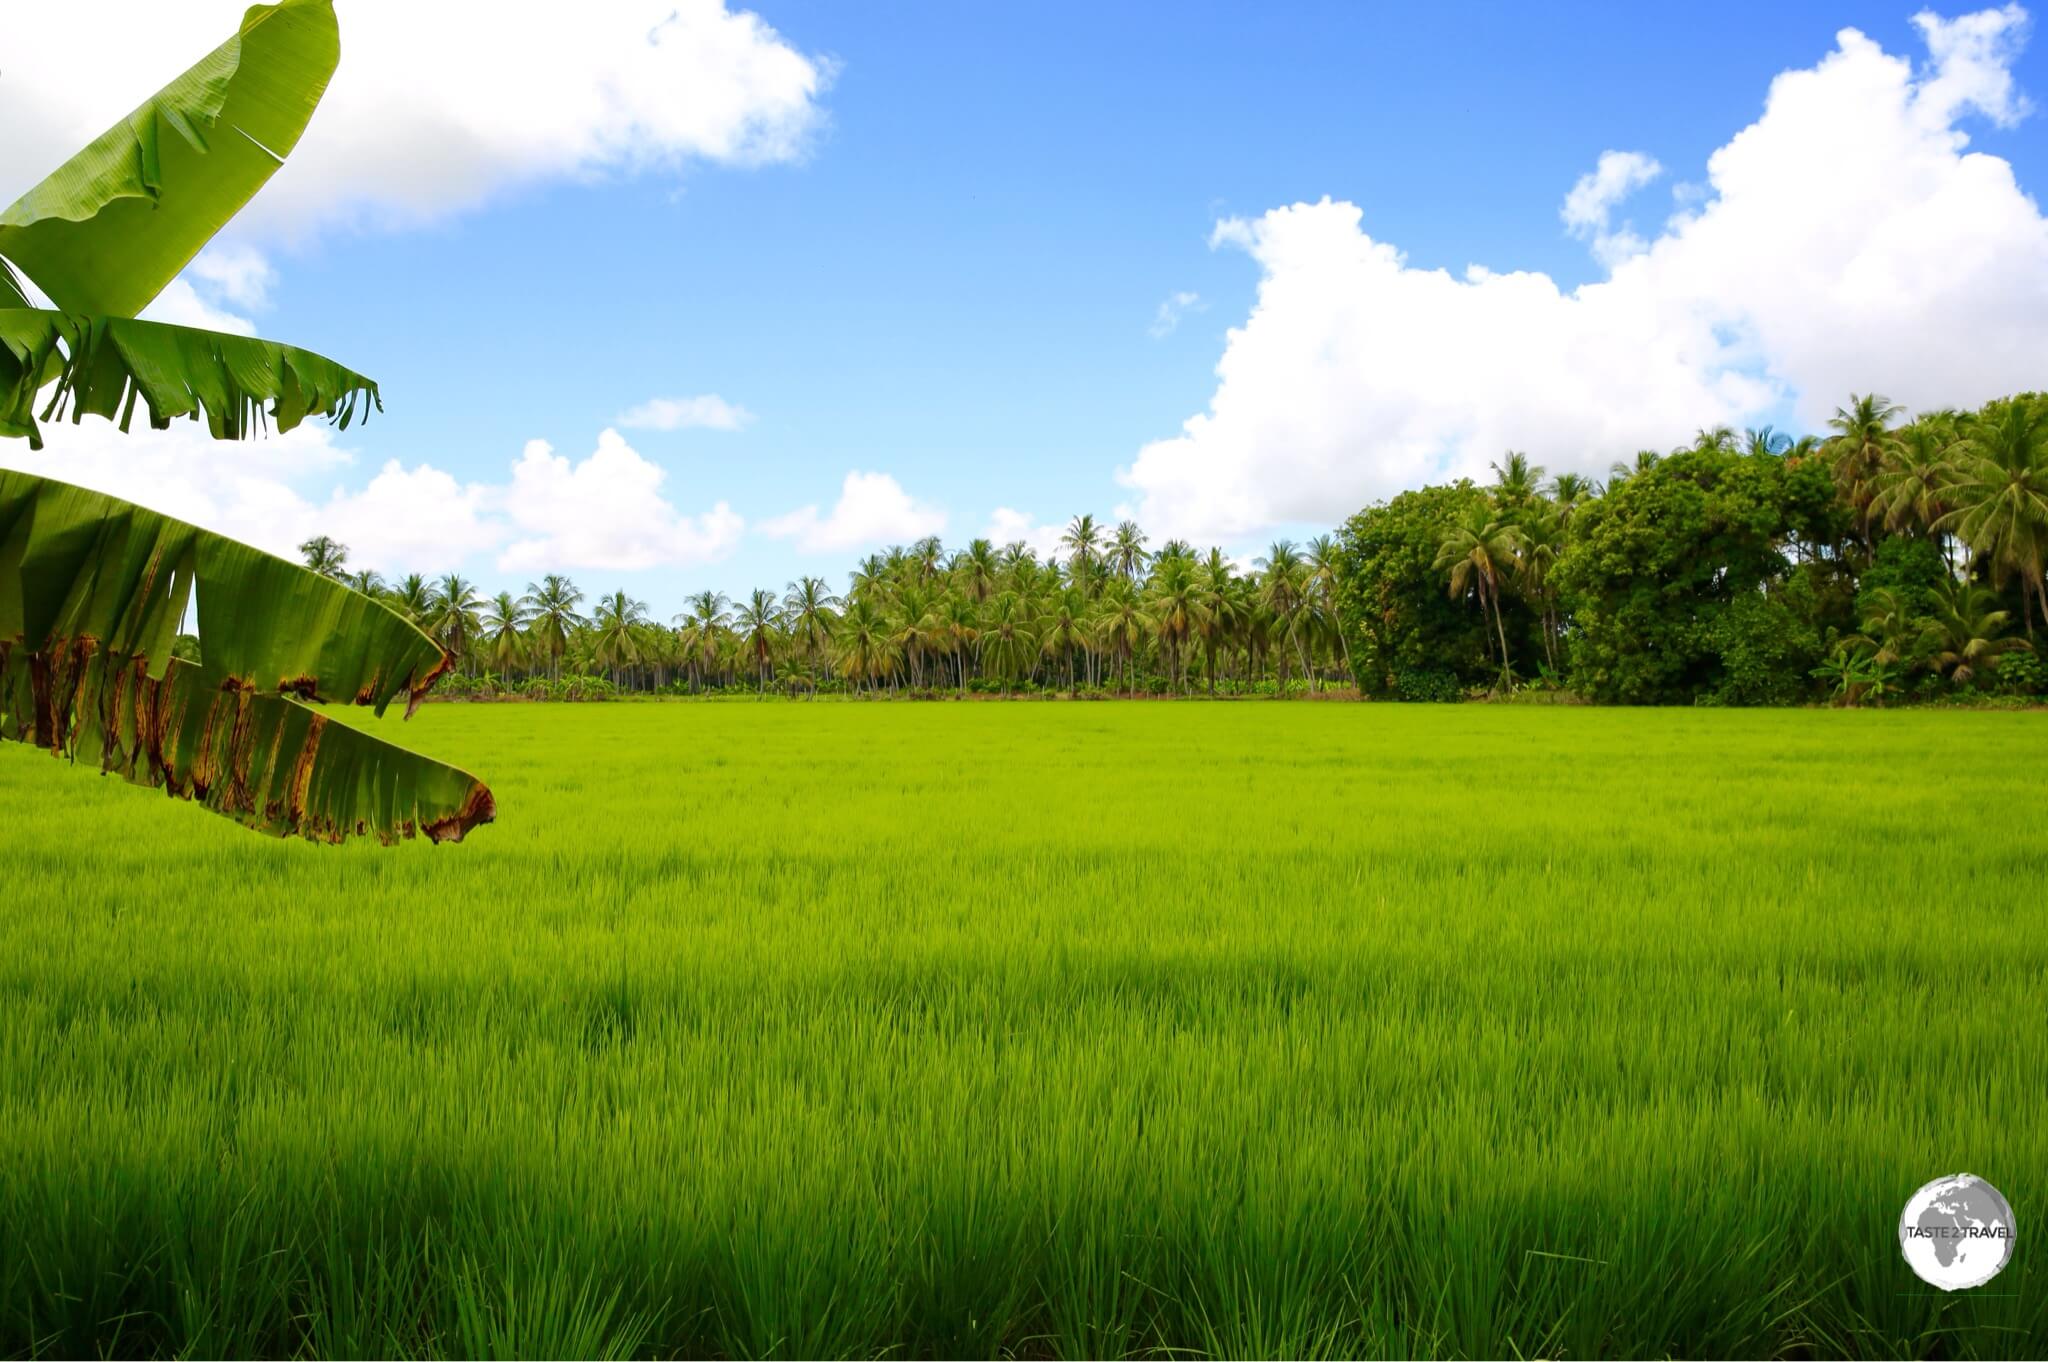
[1, 701, 2043, 1358]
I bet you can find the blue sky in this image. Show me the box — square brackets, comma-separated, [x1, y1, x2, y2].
[5, 1, 2047, 607]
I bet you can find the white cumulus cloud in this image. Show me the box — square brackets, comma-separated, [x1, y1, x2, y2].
[760, 471, 946, 552]
[498, 429, 743, 573]
[980, 508, 1066, 559]
[0, 1, 834, 238]
[1561, 149, 1663, 264]
[616, 394, 755, 431]
[1121, 5, 2048, 544]
[3, 420, 739, 577]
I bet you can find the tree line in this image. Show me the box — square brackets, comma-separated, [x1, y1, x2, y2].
[284, 390, 2046, 705]
[290, 518, 1354, 699]
[1346, 391, 2045, 705]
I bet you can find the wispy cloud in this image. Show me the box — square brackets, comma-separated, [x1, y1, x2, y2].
[1148, 290, 1206, 338]
[616, 394, 755, 432]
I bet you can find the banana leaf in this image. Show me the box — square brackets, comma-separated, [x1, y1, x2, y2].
[0, 307, 378, 449]
[0, 469, 493, 844]
[0, 0, 339, 319]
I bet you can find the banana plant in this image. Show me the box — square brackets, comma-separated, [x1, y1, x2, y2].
[0, 0, 494, 843]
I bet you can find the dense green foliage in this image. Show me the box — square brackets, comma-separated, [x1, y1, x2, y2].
[2, 703, 2042, 1359]
[1337, 397, 2047, 705]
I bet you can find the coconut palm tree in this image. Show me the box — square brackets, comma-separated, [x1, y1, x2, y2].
[343, 567, 386, 600]
[935, 594, 982, 693]
[1547, 472, 1596, 523]
[1608, 450, 1661, 486]
[1875, 419, 1960, 543]
[1924, 579, 2030, 688]
[1490, 452, 1546, 509]
[674, 591, 731, 692]
[1039, 586, 1091, 691]
[1302, 535, 1359, 690]
[1936, 398, 2048, 636]
[1108, 520, 1151, 584]
[978, 592, 1038, 697]
[592, 591, 649, 687]
[735, 589, 782, 694]
[888, 584, 944, 690]
[1256, 541, 1316, 690]
[954, 538, 1001, 604]
[1147, 555, 1200, 693]
[1434, 506, 1525, 686]
[833, 596, 896, 694]
[1193, 550, 1241, 694]
[428, 575, 483, 669]
[1827, 393, 1906, 539]
[389, 573, 436, 627]
[1060, 513, 1105, 593]
[525, 574, 586, 682]
[297, 534, 350, 578]
[1093, 581, 1152, 696]
[781, 576, 840, 695]
[480, 591, 532, 678]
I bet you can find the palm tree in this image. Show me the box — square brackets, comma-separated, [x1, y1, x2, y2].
[1875, 419, 1960, 543]
[428, 575, 483, 669]
[675, 591, 731, 692]
[1608, 450, 1660, 486]
[1826, 393, 1905, 539]
[1924, 578, 2030, 688]
[1547, 473, 1595, 523]
[1744, 426, 1795, 457]
[910, 535, 946, 584]
[298, 534, 349, 578]
[833, 596, 897, 694]
[1039, 586, 1091, 691]
[1060, 513, 1105, 593]
[592, 590, 649, 687]
[479, 590, 532, 678]
[735, 588, 782, 694]
[1108, 520, 1151, 584]
[390, 572, 436, 627]
[1193, 550, 1240, 694]
[782, 577, 840, 695]
[1936, 399, 2048, 636]
[342, 567, 386, 599]
[954, 538, 1001, 604]
[1302, 535, 1359, 691]
[1255, 540, 1316, 690]
[1092, 581, 1152, 696]
[978, 592, 1038, 697]
[935, 594, 982, 693]
[1147, 555, 1199, 693]
[525, 574, 586, 682]
[889, 584, 943, 689]
[1490, 451, 1546, 509]
[1513, 504, 1564, 673]
[1433, 506, 1525, 686]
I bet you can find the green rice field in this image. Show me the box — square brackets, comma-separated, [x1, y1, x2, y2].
[1, 702, 2043, 1358]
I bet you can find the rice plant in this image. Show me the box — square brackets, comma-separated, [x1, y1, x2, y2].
[1, 702, 2042, 1358]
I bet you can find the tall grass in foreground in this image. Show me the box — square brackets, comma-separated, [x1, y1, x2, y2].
[1, 704, 2043, 1358]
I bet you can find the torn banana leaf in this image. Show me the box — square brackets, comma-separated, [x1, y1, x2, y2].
[3, 649, 494, 844]
[0, 469, 493, 844]
[0, 308, 378, 449]
[0, 0, 339, 319]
